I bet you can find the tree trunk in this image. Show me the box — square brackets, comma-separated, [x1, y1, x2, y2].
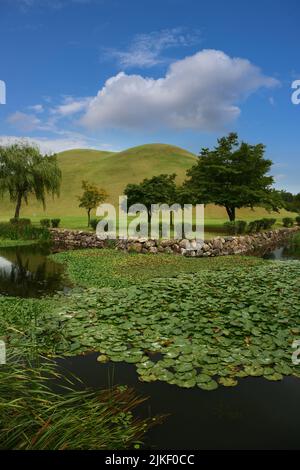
[225, 206, 236, 222]
[87, 209, 91, 227]
[14, 193, 22, 219]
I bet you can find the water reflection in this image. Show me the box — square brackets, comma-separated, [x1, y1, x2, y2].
[0, 243, 71, 297]
[263, 243, 300, 260]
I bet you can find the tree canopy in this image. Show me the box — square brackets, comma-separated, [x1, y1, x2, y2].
[124, 174, 178, 218]
[0, 142, 61, 219]
[183, 133, 282, 221]
[78, 180, 108, 226]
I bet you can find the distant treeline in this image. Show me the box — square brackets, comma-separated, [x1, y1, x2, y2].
[279, 191, 300, 213]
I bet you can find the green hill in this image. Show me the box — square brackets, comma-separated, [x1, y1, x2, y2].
[0, 142, 296, 228]
[0, 143, 197, 218]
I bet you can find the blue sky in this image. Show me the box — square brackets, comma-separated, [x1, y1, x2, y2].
[0, 0, 300, 192]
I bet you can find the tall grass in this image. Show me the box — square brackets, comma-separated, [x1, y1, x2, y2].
[0, 357, 159, 450]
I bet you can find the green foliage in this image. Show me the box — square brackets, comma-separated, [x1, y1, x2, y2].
[282, 217, 294, 227]
[51, 218, 61, 228]
[223, 220, 247, 234]
[3, 259, 300, 390]
[51, 249, 261, 289]
[40, 218, 51, 227]
[261, 218, 276, 229]
[246, 218, 276, 233]
[296, 216, 300, 226]
[0, 141, 61, 218]
[90, 218, 99, 230]
[9, 218, 31, 226]
[183, 133, 282, 221]
[124, 174, 178, 216]
[0, 358, 156, 450]
[78, 180, 108, 226]
[278, 190, 300, 213]
[0, 222, 50, 241]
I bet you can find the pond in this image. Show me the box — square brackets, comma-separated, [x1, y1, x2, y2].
[3, 238, 300, 449]
[56, 352, 300, 450]
[0, 243, 71, 297]
[53, 240, 300, 450]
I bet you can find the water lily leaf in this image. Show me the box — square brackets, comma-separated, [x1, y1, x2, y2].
[218, 377, 238, 387]
[198, 379, 218, 391]
[97, 354, 108, 363]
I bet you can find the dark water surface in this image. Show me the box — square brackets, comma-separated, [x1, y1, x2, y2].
[0, 243, 71, 297]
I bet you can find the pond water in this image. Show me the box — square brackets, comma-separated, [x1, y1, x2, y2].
[56, 352, 300, 450]
[4, 238, 300, 449]
[0, 243, 71, 297]
[54, 241, 300, 450]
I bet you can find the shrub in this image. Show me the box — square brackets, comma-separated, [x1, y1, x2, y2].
[0, 222, 50, 241]
[40, 218, 51, 228]
[261, 218, 276, 230]
[247, 221, 258, 233]
[235, 220, 248, 234]
[51, 218, 61, 228]
[9, 218, 31, 226]
[223, 220, 247, 235]
[223, 221, 236, 234]
[282, 217, 294, 228]
[295, 216, 300, 226]
[90, 218, 100, 230]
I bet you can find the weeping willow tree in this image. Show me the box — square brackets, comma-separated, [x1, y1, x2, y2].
[0, 141, 61, 219]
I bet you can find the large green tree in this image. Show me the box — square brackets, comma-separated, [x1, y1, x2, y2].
[124, 174, 177, 220]
[183, 133, 282, 221]
[0, 142, 61, 219]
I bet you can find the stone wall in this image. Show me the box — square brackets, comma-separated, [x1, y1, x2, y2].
[50, 226, 300, 257]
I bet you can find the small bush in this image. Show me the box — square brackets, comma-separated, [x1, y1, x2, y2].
[40, 218, 51, 228]
[235, 220, 248, 234]
[295, 216, 300, 226]
[223, 221, 236, 234]
[247, 221, 258, 233]
[51, 218, 61, 228]
[261, 218, 276, 230]
[0, 222, 49, 241]
[90, 218, 100, 230]
[282, 217, 294, 228]
[247, 218, 276, 233]
[223, 220, 247, 235]
[9, 218, 31, 226]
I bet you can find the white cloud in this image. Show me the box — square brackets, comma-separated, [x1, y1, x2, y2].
[104, 27, 201, 69]
[51, 97, 91, 117]
[81, 49, 279, 132]
[0, 135, 97, 154]
[7, 112, 42, 132]
[28, 104, 44, 113]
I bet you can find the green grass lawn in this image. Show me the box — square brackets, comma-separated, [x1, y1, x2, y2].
[0, 210, 297, 237]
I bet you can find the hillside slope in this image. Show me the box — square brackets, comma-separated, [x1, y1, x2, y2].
[0, 144, 197, 217]
[0, 142, 295, 224]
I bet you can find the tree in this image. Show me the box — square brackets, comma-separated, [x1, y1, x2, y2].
[124, 174, 177, 220]
[78, 180, 108, 226]
[0, 142, 61, 219]
[278, 190, 300, 213]
[183, 133, 282, 221]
